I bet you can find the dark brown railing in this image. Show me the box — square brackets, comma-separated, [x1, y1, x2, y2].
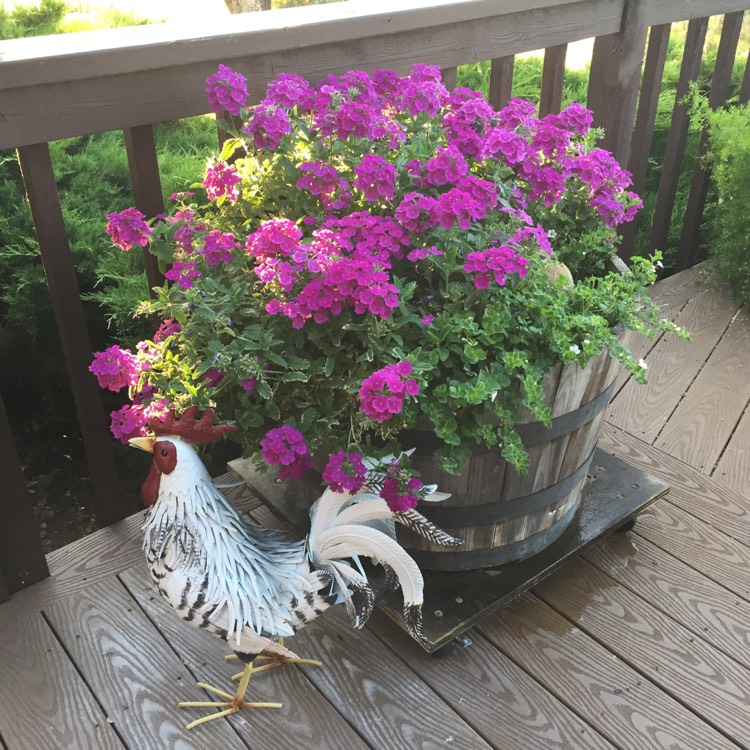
[1, 0, 748, 597]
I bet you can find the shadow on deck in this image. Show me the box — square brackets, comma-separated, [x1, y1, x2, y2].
[1, 265, 748, 750]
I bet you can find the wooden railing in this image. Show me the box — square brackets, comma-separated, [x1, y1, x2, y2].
[1, 0, 748, 597]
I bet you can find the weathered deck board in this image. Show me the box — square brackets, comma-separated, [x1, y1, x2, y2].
[631, 500, 750, 602]
[606, 283, 740, 442]
[369, 611, 614, 749]
[43, 577, 248, 749]
[654, 307, 750, 472]
[119, 564, 368, 750]
[535, 557, 750, 747]
[582, 533, 750, 670]
[600, 423, 750, 546]
[714, 402, 750, 496]
[0, 612, 125, 750]
[478, 594, 736, 750]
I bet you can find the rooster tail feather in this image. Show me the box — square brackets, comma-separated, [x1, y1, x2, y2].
[394, 509, 464, 548]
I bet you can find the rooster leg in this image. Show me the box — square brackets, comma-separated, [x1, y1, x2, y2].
[227, 639, 322, 679]
[179, 663, 282, 730]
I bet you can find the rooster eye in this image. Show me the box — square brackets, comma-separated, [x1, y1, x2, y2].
[160, 448, 169, 457]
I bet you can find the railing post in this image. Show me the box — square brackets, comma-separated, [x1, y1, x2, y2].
[648, 17, 709, 256]
[676, 11, 745, 271]
[489, 56, 515, 111]
[17, 143, 129, 527]
[586, 0, 648, 167]
[620, 23, 672, 260]
[124, 125, 165, 294]
[0, 391, 49, 594]
[539, 45, 567, 118]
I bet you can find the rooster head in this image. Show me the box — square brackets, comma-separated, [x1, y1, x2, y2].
[129, 407, 239, 506]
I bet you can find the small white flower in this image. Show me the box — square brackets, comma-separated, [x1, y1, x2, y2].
[547, 229, 557, 239]
[569, 344, 581, 355]
[655, 260, 664, 269]
[583, 338, 590, 345]
[674, 326, 681, 332]
[638, 358, 648, 370]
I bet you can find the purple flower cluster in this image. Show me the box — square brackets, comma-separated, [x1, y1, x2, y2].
[106, 208, 152, 252]
[265, 73, 316, 110]
[296, 161, 350, 211]
[359, 361, 420, 423]
[322, 450, 367, 494]
[165, 260, 201, 290]
[153, 318, 182, 342]
[246, 219, 305, 291]
[201, 230, 239, 266]
[204, 161, 242, 201]
[89, 345, 141, 392]
[463, 245, 529, 289]
[380, 472, 422, 513]
[353, 154, 397, 202]
[260, 425, 313, 480]
[244, 103, 292, 150]
[206, 64, 248, 116]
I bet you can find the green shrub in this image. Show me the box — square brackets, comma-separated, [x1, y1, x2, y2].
[700, 99, 750, 303]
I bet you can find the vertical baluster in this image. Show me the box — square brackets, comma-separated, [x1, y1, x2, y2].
[740, 52, 750, 104]
[441, 66, 458, 91]
[677, 11, 744, 270]
[539, 45, 567, 117]
[489, 55, 515, 110]
[587, 0, 648, 167]
[124, 125, 164, 293]
[17, 143, 128, 527]
[648, 17, 709, 255]
[0, 391, 49, 594]
[620, 23, 672, 261]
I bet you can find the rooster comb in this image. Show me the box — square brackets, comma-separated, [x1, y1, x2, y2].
[150, 406, 239, 444]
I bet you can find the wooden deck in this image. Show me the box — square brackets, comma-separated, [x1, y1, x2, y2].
[1, 265, 749, 750]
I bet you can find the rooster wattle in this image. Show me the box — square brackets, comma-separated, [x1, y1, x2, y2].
[129, 407, 461, 729]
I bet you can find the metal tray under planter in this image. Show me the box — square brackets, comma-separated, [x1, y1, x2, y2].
[229, 448, 668, 654]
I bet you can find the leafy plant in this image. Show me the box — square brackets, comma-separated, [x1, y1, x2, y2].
[694, 94, 750, 303]
[92, 64, 685, 511]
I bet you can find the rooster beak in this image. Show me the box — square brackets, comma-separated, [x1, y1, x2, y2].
[129, 436, 155, 453]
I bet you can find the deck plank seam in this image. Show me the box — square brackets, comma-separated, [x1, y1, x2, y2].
[709, 392, 750, 480]
[630, 523, 750, 605]
[38, 608, 131, 749]
[580, 545, 750, 673]
[649, 302, 743, 448]
[471, 611, 631, 749]
[529, 587, 747, 750]
[115, 570, 254, 749]
[370, 623, 616, 749]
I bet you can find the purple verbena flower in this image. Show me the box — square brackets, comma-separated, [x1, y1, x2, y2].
[106, 207, 152, 252]
[206, 64, 248, 116]
[90, 345, 141, 392]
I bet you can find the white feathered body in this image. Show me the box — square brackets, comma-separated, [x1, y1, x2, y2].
[143, 436, 454, 659]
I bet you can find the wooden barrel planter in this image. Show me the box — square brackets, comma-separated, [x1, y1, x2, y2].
[395, 330, 631, 571]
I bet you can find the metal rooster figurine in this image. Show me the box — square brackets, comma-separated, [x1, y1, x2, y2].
[129, 407, 461, 729]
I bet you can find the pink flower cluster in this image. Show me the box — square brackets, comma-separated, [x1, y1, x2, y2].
[204, 161, 242, 201]
[359, 361, 420, 423]
[322, 450, 367, 494]
[153, 318, 182, 342]
[206, 64, 248, 116]
[109, 398, 168, 444]
[246, 218, 305, 291]
[106, 208, 152, 252]
[353, 154, 397, 202]
[89, 345, 141, 392]
[260, 425, 313, 480]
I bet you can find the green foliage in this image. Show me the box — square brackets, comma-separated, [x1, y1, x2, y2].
[0, 0, 67, 39]
[697, 97, 750, 303]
